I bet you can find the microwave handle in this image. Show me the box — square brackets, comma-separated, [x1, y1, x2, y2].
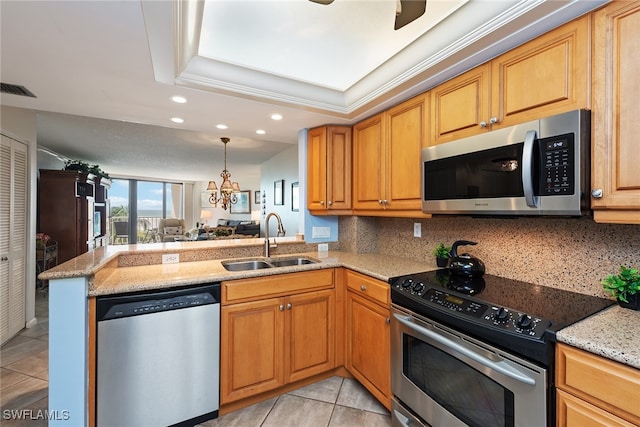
[522, 130, 539, 208]
[393, 313, 536, 386]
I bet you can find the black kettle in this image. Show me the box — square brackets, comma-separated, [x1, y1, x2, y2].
[448, 240, 485, 277]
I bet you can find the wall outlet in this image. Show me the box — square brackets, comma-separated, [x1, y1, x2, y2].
[162, 253, 179, 264]
[413, 223, 422, 238]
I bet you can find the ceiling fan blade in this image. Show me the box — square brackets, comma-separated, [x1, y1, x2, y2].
[309, 0, 335, 4]
[394, 0, 427, 30]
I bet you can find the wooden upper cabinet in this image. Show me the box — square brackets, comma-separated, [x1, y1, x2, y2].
[430, 64, 491, 145]
[353, 93, 429, 215]
[491, 14, 590, 128]
[307, 125, 352, 213]
[591, 0, 640, 224]
[429, 15, 590, 145]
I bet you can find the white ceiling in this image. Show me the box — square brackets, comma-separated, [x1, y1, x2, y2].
[0, 0, 606, 182]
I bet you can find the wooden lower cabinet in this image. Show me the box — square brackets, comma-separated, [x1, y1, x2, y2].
[556, 343, 640, 426]
[220, 288, 335, 404]
[345, 270, 391, 409]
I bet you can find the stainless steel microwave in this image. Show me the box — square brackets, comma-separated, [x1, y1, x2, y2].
[422, 109, 590, 216]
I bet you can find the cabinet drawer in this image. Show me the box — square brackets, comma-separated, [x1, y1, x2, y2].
[345, 270, 389, 306]
[222, 269, 334, 304]
[557, 389, 636, 427]
[556, 343, 640, 425]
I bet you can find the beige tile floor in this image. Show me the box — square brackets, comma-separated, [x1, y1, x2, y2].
[1, 291, 391, 427]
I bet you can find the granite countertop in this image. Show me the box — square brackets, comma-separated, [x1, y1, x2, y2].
[556, 305, 640, 369]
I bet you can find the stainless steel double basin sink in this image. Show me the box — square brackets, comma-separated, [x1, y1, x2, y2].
[222, 256, 319, 271]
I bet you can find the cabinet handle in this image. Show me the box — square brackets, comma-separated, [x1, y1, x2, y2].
[328, 200, 333, 206]
[360, 284, 367, 291]
[279, 304, 285, 311]
[479, 121, 488, 128]
[386, 317, 390, 324]
[382, 199, 388, 206]
[1, 256, 8, 261]
[591, 189, 603, 199]
[489, 117, 499, 124]
[378, 200, 383, 205]
[320, 201, 324, 205]
[286, 303, 292, 310]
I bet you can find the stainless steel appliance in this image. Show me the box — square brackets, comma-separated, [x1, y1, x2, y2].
[389, 270, 614, 427]
[422, 109, 590, 216]
[96, 283, 220, 427]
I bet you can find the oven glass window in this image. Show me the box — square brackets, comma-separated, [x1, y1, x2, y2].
[403, 335, 514, 427]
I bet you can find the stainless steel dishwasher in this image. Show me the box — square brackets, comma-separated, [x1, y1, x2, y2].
[96, 283, 220, 427]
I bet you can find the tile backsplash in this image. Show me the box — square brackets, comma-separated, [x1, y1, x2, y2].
[339, 215, 640, 297]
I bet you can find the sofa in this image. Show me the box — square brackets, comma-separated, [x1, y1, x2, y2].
[202, 219, 260, 238]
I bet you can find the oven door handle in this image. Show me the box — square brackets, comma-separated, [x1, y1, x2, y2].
[393, 313, 536, 386]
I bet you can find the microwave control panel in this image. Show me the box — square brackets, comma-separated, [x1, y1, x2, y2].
[539, 133, 575, 196]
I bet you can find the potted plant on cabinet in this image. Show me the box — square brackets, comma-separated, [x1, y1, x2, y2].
[433, 242, 451, 268]
[602, 265, 640, 310]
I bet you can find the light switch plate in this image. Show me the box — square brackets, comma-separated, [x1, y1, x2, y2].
[312, 226, 331, 238]
[413, 223, 421, 238]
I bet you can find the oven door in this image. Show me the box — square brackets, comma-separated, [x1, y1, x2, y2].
[391, 305, 547, 427]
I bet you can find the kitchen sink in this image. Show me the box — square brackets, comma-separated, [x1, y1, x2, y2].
[222, 256, 319, 271]
[270, 257, 317, 267]
[222, 260, 273, 271]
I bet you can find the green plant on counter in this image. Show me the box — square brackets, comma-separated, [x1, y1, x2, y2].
[602, 265, 640, 303]
[433, 242, 451, 259]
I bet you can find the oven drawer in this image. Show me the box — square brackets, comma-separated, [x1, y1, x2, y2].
[556, 343, 640, 425]
[345, 270, 389, 305]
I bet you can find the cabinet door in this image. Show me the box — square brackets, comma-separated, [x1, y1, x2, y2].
[353, 113, 385, 210]
[285, 289, 335, 383]
[557, 390, 637, 427]
[591, 1, 640, 223]
[326, 126, 352, 211]
[430, 64, 491, 145]
[385, 93, 428, 210]
[491, 15, 590, 128]
[307, 126, 327, 211]
[220, 298, 285, 404]
[346, 290, 391, 409]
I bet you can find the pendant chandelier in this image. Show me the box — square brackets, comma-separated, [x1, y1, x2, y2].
[207, 137, 240, 210]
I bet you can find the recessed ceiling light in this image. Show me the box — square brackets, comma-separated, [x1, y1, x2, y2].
[256, 129, 266, 135]
[171, 96, 187, 104]
[270, 113, 283, 121]
[171, 117, 184, 123]
[216, 124, 228, 130]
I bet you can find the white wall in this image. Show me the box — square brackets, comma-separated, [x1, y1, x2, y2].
[193, 175, 262, 228]
[260, 145, 300, 237]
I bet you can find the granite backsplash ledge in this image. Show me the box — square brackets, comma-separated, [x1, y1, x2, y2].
[338, 215, 640, 297]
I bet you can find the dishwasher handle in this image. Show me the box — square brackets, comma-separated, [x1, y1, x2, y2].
[96, 283, 220, 321]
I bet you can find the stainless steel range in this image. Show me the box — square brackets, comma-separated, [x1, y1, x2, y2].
[389, 270, 614, 427]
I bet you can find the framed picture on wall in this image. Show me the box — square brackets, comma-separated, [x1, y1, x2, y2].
[231, 191, 251, 214]
[291, 182, 299, 212]
[274, 179, 284, 205]
[254, 190, 261, 205]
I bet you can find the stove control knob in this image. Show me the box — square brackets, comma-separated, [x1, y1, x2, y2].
[516, 314, 533, 330]
[412, 282, 424, 293]
[401, 279, 413, 289]
[494, 307, 509, 322]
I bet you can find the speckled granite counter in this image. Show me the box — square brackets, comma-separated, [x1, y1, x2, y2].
[556, 305, 640, 369]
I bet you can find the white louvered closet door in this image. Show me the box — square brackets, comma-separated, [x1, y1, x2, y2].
[0, 134, 28, 345]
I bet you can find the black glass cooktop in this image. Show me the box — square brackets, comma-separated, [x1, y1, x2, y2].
[390, 269, 615, 332]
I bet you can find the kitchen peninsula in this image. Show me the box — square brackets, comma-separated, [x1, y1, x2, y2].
[40, 238, 429, 427]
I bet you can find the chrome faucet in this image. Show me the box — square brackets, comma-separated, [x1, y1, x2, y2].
[264, 212, 286, 257]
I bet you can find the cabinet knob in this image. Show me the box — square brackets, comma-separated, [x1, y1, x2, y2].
[386, 317, 390, 324]
[279, 304, 285, 311]
[1, 256, 8, 261]
[382, 200, 388, 206]
[479, 121, 488, 128]
[591, 189, 603, 199]
[286, 303, 292, 310]
[378, 200, 383, 205]
[489, 117, 499, 124]
[328, 201, 333, 206]
[320, 201, 324, 205]
[360, 284, 367, 291]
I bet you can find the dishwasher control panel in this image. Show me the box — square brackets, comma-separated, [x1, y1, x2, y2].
[97, 284, 220, 321]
